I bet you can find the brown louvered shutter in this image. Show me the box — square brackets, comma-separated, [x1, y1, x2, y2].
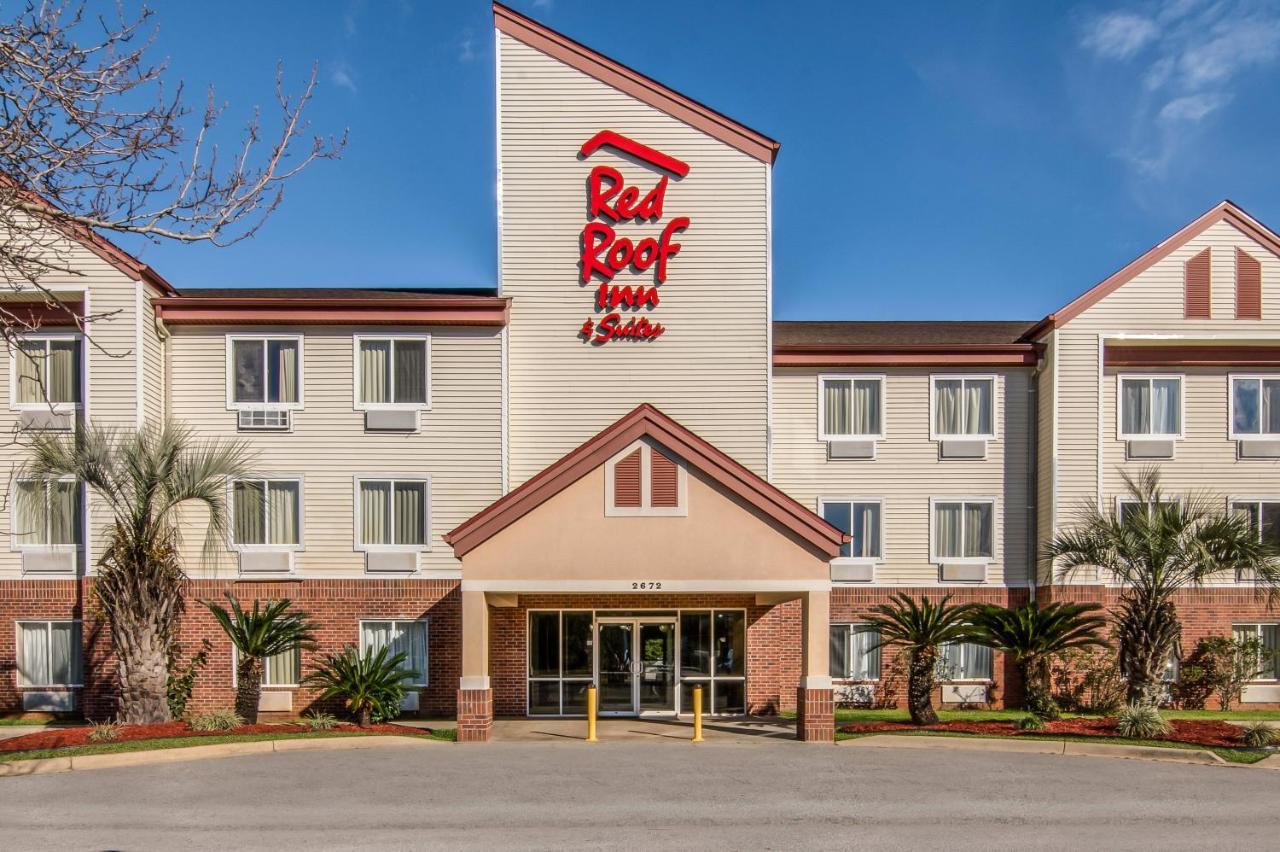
[650, 449, 679, 508]
[613, 449, 642, 508]
[1236, 248, 1262, 319]
[1184, 248, 1211, 319]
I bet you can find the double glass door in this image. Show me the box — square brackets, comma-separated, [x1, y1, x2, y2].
[596, 617, 676, 716]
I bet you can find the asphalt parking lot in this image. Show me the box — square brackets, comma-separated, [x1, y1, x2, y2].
[2, 738, 1278, 850]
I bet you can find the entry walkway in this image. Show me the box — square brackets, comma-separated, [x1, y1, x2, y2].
[489, 716, 795, 743]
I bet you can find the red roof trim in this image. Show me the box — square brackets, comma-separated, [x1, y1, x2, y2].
[152, 296, 510, 327]
[445, 403, 845, 559]
[493, 3, 780, 164]
[1029, 200, 1280, 339]
[1105, 344, 1280, 368]
[774, 343, 1040, 367]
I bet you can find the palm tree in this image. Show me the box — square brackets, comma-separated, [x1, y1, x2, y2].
[864, 593, 980, 725]
[304, 645, 419, 727]
[22, 422, 252, 724]
[204, 594, 317, 724]
[970, 601, 1106, 717]
[1047, 467, 1280, 708]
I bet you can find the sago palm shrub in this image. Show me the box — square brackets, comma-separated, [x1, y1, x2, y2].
[864, 593, 980, 725]
[969, 601, 1107, 719]
[204, 594, 318, 724]
[304, 645, 419, 727]
[1048, 467, 1280, 708]
[22, 422, 252, 724]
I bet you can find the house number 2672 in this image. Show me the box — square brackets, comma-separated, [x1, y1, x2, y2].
[631, 581, 662, 590]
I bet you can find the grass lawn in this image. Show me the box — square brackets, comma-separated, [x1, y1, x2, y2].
[778, 708, 1027, 724]
[0, 727, 457, 763]
[1163, 709, 1280, 721]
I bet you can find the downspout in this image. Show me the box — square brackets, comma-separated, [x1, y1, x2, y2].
[1028, 356, 1043, 603]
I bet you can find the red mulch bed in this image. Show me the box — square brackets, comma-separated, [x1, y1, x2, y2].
[0, 721, 431, 754]
[837, 717, 1244, 748]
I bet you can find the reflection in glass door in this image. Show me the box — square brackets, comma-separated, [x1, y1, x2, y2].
[638, 621, 675, 714]
[597, 622, 633, 715]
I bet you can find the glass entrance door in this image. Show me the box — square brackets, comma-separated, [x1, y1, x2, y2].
[595, 618, 676, 716]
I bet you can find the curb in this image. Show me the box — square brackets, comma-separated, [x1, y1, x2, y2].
[0, 735, 441, 778]
[843, 734, 1225, 766]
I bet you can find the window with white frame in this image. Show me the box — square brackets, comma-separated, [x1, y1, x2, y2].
[356, 336, 428, 408]
[1119, 375, 1181, 438]
[932, 376, 994, 438]
[360, 619, 428, 686]
[819, 499, 882, 560]
[228, 336, 301, 408]
[17, 620, 82, 687]
[13, 335, 80, 408]
[830, 624, 881, 680]
[932, 500, 993, 561]
[12, 479, 80, 548]
[357, 479, 428, 549]
[1232, 501, 1280, 550]
[235, 647, 301, 687]
[819, 376, 883, 439]
[1231, 624, 1280, 681]
[1117, 498, 1180, 525]
[940, 640, 993, 681]
[231, 479, 301, 548]
[1231, 376, 1280, 437]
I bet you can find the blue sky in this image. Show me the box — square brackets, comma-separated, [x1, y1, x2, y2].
[125, 0, 1280, 320]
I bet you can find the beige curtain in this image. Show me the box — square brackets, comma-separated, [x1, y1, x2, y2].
[852, 379, 880, 434]
[965, 380, 992, 435]
[234, 481, 265, 545]
[266, 648, 300, 685]
[48, 482, 78, 545]
[964, 502, 993, 558]
[394, 482, 424, 545]
[361, 481, 391, 545]
[394, 341, 427, 404]
[823, 379, 850, 436]
[935, 379, 961, 434]
[15, 341, 43, 404]
[13, 481, 40, 545]
[935, 502, 962, 558]
[360, 341, 390, 404]
[271, 341, 298, 404]
[47, 340, 77, 403]
[268, 482, 299, 545]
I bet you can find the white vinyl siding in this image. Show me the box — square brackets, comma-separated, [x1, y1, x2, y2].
[17, 620, 82, 687]
[360, 619, 428, 686]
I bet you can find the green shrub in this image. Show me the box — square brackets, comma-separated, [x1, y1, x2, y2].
[300, 711, 340, 731]
[304, 645, 419, 727]
[1115, 704, 1170, 739]
[167, 639, 212, 720]
[1241, 722, 1278, 749]
[188, 709, 245, 732]
[88, 719, 121, 742]
[1016, 714, 1046, 731]
[1053, 647, 1126, 715]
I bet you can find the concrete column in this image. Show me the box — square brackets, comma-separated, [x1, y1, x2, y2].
[457, 589, 493, 743]
[796, 589, 834, 743]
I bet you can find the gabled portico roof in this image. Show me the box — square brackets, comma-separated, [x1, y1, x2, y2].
[445, 404, 846, 559]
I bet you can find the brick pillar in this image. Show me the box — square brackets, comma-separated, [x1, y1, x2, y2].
[796, 686, 834, 743]
[456, 688, 493, 743]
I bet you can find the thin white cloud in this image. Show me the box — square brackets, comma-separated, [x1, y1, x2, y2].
[330, 61, 358, 94]
[532, 0, 554, 9]
[1159, 92, 1233, 121]
[459, 32, 476, 63]
[1177, 16, 1280, 87]
[1080, 12, 1158, 59]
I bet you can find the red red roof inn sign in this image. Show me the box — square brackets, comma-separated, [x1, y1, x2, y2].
[577, 130, 690, 345]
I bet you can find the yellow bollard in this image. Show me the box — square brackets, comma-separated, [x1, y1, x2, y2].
[692, 684, 705, 742]
[586, 685, 598, 742]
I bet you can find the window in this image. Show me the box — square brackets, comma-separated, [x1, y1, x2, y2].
[1231, 376, 1280, 438]
[1119, 375, 1182, 438]
[932, 499, 994, 561]
[819, 375, 883, 440]
[1231, 624, 1280, 681]
[605, 443, 685, 516]
[932, 376, 994, 439]
[680, 610, 746, 715]
[527, 611, 594, 715]
[17, 621, 82, 687]
[227, 336, 301, 409]
[12, 480, 80, 549]
[355, 336, 429, 408]
[235, 647, 301, 687]
[360, 620, 428, 686]
[231, 479, 301, 548]
[940, 641, 993, 681]
[1232, 501, 1280, 549]
[830, 624, 881, 680]
[1118, 498, 1181, 525]
[12, 335, 80, 408]
[820, 499, 882, 560]
[357, 479, 428, 549]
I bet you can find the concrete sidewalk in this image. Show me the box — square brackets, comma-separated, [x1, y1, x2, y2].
[486, 716, 795, 743]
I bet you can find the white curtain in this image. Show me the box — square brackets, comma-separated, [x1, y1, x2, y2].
[849, 626, 881, 680]
[265, 648, 300, 685]
[964, 502, 993, 558]
[966, 380, 992, 435]
[394, 341, 427, 404]
[362, 621, 426, 685]
[935, 379, 962, 434]
[234, 481, 265, 545]
[942, 641, 991, 680]
[360, 341, 390, 404]
[935, 502, 962, 558]
[1151, 378, 1179, 434]
[393, 482, 424, 545]
[852, 379, 880, 435]
[18, 623, 49, 686]
[51, 622, 80, 684]
[823, 380, 851, 436]
[360, 481, 392, 545]
[268, 482, 299, 545]
[1122, 379, 1149, 434]
[851, 503, 880, 558]
[269, 340, 298, 404]
[14, 481, 40, 546]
